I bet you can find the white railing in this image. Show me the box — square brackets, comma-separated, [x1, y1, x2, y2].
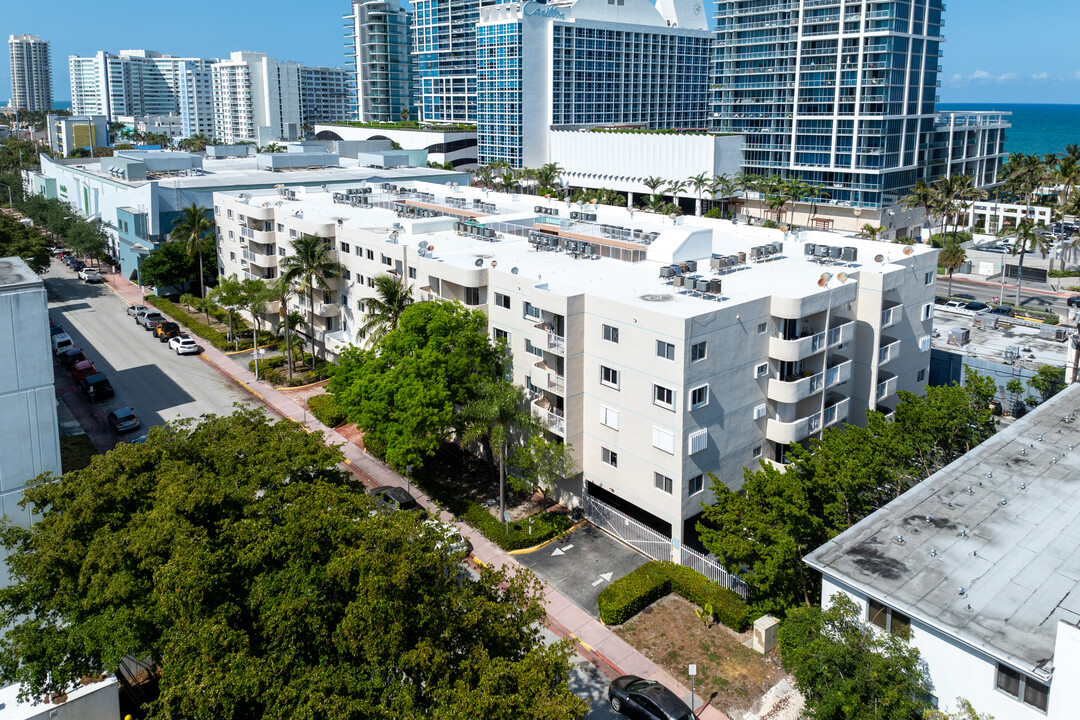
[543, 409, 565, 434]
[585, 495, 672, 562]
[680, 544, 750, 598]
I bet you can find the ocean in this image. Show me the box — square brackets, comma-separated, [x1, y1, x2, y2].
[932, 103, 1078, 158]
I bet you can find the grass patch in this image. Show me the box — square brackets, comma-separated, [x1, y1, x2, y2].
[60, 434, 98, 474]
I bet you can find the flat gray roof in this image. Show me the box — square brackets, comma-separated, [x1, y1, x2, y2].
[0, 256, 42, 290]
[806, 381, 1080, 680]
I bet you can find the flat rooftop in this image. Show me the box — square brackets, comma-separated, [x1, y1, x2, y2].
[227, 182, 934, 318]
[0, 256, 42, 291]
[806, 382, 1080, 680]
[931, 308, 1071, 368]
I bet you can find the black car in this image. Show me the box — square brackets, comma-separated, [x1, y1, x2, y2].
[608, 676, 694, 720]
[965, 301, 989, 312]
[990, 305, 1014, 317]
[369, 486, 420, 512]
[1068, 296, 1080, 309]
[79, 373, 115, 401]
[155, 321, 181, 342]
[59, 348, 87, 369]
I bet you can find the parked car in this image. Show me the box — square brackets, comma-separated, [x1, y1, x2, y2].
[59, 348, 87, 369]
[70, 260, 85, 272]
[49, 324, 66, 337]
[965, 301, 989, 312]
[990, 305, 1014, 317]
[154, 321, 181, 342]
[127, 304, 147, 317]
[51, 333, 74, 356]
[608, 676, 694, 720]
[70, 360, 98, 382]
[1068, 296, 1080, 309]
[369, 486, 421, 512]
[107, 407, 141, 433]
[169, 335, 200, 355]
[78, 267, 103, 283]
[943, 300, 966, 311]
[136, 310, 164, 330]
[80, 373, 114, 401]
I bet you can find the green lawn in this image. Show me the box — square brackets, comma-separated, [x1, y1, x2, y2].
[60, 434, 98, 474]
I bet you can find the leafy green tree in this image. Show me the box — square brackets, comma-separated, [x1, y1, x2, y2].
[780, 594, 929, 720]
[170, 204, 214, 299]
[208, 274, 248, 345]
[139, 240, 200, 291]
[924, 698, 994, 720]
[461, 378, 538, 524]
[279, 233, 345, 360]
[0, 213, 50, 272]
[330, 300, 503, 471]
[509, 436, 577, 502]
[267, 278, 297, 378]
[360, 272, 413, 346]
[0, 409, 587, 720]
[1027, 365, 1065, 402]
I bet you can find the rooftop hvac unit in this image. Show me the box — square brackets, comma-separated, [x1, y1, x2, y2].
[672, 275, 685, 288]
[685, 259, 698, 272]
[696, 278, 712, 293]
[751, 246, 763, 258]
[709, 278, 722, 294]
[815, 245, 830, 258]
[947, 327, 970, 347]
[534, 206, 544, 213]
[972, 313, 998, 330]
[805, 243, 817, 256]
[570, 211, 580, 220]
[1039, 326, 1068, 342]
[841, 246, 858, 262]
[738, 251, 746, 264]
[660, 266, 676, 278]
[829, 246, 843, 259]
[581, 243, 593, 255]
[710, 256, 724, 270]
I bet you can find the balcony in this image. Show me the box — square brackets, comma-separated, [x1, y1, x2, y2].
[532, 398, 565, 436]
[314, 301, 341, 317]
[534, 359, 565, 394]
[534, 321, 566, 354]
[881, 300, 901, 329]
[769, 319, 853, 362]
[768, 372, 826, 404]
[766, 413, 821, 445]
[878, 336, 901, 366]
[876, 372, 898, 402]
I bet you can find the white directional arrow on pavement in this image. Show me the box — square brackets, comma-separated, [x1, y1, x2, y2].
[591, 572, 613, 586]
[551, 543, 574, 556]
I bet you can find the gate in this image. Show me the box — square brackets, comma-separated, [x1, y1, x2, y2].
[680, 544, 749, 598]
[584, 495, 672, 562]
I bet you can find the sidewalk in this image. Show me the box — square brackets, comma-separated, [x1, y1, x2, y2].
[941, 271, 1078, 298]
[103, 273, 731, 720]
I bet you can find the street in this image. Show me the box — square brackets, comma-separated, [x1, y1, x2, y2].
[45, 259, 254, 450]
[944, 274, 1076, 318]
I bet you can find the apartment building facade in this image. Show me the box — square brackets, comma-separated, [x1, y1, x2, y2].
[299, 65, 352, 125]
[211, 52, 302, 144]
[9, 34, 52, 112]
[213, 182, 936, 545]
[345, 0, 415, 122]
[412, 0, 481, 123]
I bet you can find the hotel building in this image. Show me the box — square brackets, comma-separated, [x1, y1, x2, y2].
[412, 0, 481, 124]
[211, 52, 302, 144]
[214, 181, 937, 549]
[8, 34, 52, 112]
[345, 0, 415, 122]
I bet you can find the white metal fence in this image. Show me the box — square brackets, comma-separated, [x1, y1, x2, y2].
[585, 495, 672, 562]
[584, 494, 749, 599]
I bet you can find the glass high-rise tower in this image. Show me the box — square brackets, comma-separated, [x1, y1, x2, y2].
[345, 0, 415, 122]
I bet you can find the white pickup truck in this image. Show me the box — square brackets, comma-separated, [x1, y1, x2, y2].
[78, 267, 103, 283]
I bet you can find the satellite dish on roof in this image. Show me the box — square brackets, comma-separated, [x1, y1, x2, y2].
[817, 272, 833, 287]
[511, 266, 519, 275]
[874, 254, 885, 264]
[903, 245, 914, 256]
[390, 230, 399, 241]
[474, 258, 483, 267]
[837, 271, 849, 283]
[491, 260, 498, 268]
[418, 240, 428, 250]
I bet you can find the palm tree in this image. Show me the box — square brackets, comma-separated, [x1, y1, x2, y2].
[400, 108, 410, 123]
[170, 204, 214, 299]
[208, 274, 248, 349]
[708, 174, 736, 218]
[735, 172, 760, 218]
[642, 175, 666, 200]
[688, 172, 711, 216]
[1053, 155, 1080, 203]
[949, 174, 987, 243]
[663, 179, 688, 209]
[260, 143, 284, 154]
[1010, 220, 1050, 305]
[360, 273, 413, 346]
[939, 237, 967, 297]
[278, 310, 308, 372]
[473, 165, 495, 190]
[268, 278, 297, 379]
[534, 162, 563, 191]
[460, 378, 538, 529]
[900, 180, 935, 239]
[279, 234, 346, 361]
[179, 292, 216, 325]
[644, 194, 667, 213]
[859, 224, 886, 241]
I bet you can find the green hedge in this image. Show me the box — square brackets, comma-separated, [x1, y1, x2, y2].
[461, 502, 571, 551]
[597, 561, 749, 631]
[144, 295, 230, 350]
[308, 393, 346, 428]
[248, 356, 288, 374]
[1048, 269, 1080, 278]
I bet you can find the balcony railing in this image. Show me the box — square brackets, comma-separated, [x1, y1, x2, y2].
[532, 398, 565, 436]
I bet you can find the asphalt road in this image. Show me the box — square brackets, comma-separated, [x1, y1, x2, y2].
[45, 259, 254, 450]
[944, 275, 1076, 318]
[517, 524, 650, 620]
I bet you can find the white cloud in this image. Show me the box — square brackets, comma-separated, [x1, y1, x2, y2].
[969, 70, 992, 80]
[1031, 72, 1049, 80]
[1074, 70, 1080, 79]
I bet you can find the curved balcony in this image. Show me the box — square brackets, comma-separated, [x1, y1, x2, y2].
[769, 319, 854, 362]
[532, 397, 565, 436]
[766, 394, 850, 445]
[314, 301, 340, 317]
[768, 372, 825, 404]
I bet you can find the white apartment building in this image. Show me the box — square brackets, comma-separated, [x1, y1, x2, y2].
[117, 113, 186, 141]
[214, 182, 936, 546]
[9, 34, 52, 112]
[806, 382, 1080, 720]
[0, 257, 61, 588]
[299, 65, 352, 126]
[212, 52, 301, 144]
[47, 114, 110, 156]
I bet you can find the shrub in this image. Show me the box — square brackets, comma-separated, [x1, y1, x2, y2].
[460, 503, 571, 551]
[144, 296, 229, 350]
[308, 393, 346, 428]
[597, 561, 749, 631]
[1048, 269, 1080, 278]
[704, 207, 724, 219]
[761, 219, 780, 229]
[248, 356, 288, 374]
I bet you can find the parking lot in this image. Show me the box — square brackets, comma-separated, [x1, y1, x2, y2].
[516, 524, 650, 619]
[46, 260, 254, 451]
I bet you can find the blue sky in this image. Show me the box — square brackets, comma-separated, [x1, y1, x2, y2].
[4, 0, 1078, 106]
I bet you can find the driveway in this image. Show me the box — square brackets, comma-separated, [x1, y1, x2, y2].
[45, 260, 255, 450]
[517, 524, 649, 619]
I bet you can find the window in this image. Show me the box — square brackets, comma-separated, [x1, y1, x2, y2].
[493, 328, 509, 342]
[342, 270, 351, 281]
[994, 664, 1049, 711]
[922, 303, 933, 321]
[753, 404, 767, 420]
[601, 447, 617, 467]
[354, 245, 362, 256]
[229, 251, 236, 261]
[290, 229, 297, 238]
[276, 223, 284, 232]
[408, 267, 416, 279]
[687, 473, 704, 495]
[919, 335, 931, 352]
[653, 384, 674, 410]
[381, 254, 392, 266]
[603, 324, 619, 343]
[227, 209, 233, 219]
[524, 301, 541, 319]
[690, 341, 707, 362]
[215, 205, 220, 214]
[366, 249, 374, 260]
[278, 247, 285, 257]
[917, 368, 926, 382]
[228, 230, 234, 240]
[752, 445, 763, 458]
[924, 270, 934, 285]
[238, 214, 245, 222]
[600, 405, 619, 430]
[525, 339, 543, 357]
[656, 340, 675, 360]
[464, 287, 480, 306]
[755, 363, 769, 378]
[654, 472, 673, 494]
[494, 292, 511, 309]
[340, 242, 350, 254]
[690, 385, 708, 409]
[652, 426, 675, 454]
[867, 599, 911, 639]
[600, 365, 619, 389]
[688, 428, 707, 454]
[757, 322, 768, 334]
[367, 277, 375, 288]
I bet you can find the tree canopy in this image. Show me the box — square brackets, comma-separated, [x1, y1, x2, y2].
[699, 368, 998, 615]
[0, 409, 586, 720]
[0, 212, 50, 272]
[330, 300, 504, 470]
[779, 594, 928, 720]
[137, 240, 200, 290]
